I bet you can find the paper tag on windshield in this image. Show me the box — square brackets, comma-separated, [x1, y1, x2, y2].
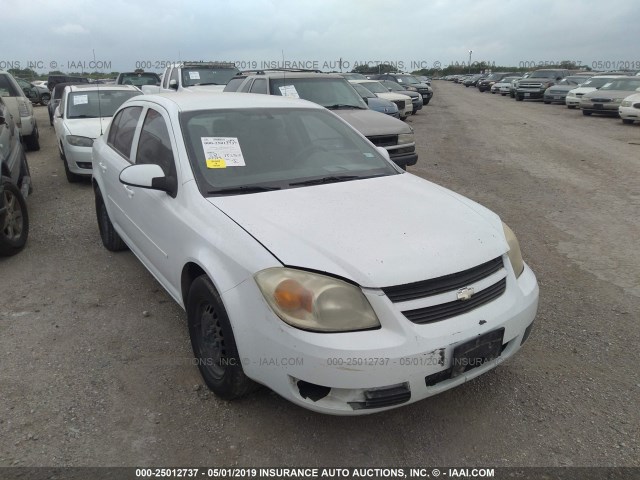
[201, 137, 245, 169]
[73, 94, 88, 105]
[278, 85, 299, 98]
[189, 71, 200, 80]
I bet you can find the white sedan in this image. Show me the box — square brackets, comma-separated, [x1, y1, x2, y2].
[53, 84, 141, 182]
[619, 92, 640, 124]
[92, 93, 539, 415]
[349, 80, 413, 119]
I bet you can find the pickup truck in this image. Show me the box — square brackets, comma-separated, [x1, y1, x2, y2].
[516, 69, 570, 101]
[142, 61, 239, 94]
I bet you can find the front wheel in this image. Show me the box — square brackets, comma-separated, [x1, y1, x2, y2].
[40, 93, 51, 106]
[582, 110, 592, 116]
[95, 188, 127, 251]
[187, 275, 258, 399]
[516, 95, 523, 101]
[0, 178, 29, 257]
[567, 105, 576, 109]
[544, 100, 551, 104]
[622, 119, 634, 124]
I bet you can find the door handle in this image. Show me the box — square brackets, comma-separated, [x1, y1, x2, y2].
[123, 185, 135, 198]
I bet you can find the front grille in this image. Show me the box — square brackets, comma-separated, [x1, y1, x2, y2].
[367, 134, 398, 147]
[402, 278, 507, 325]
[392, 100, 405, 111]
[519, 83, 543, 89]
[549, 90, 564, 95]
[591, 98, 612, 103]
[349, 383, 411, 410]
[382, 257, 503, 303]
[576, 93, 584, 96]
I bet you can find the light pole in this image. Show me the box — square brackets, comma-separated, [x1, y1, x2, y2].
[468, 50, 473, 73]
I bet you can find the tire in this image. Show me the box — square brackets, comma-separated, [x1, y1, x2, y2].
[501, 93, 506, 96]
[95, 188, 127, 251]
[40, 93, 51, 106]
[582, 110, 592, 116]
[0, 178, 29, 257]
[491, 91, 496, 94]
[187, 275, 258, 399]
[423, 99, 430, 105]
[544, 100, 551, 104]
[63, 156, 82, 183]
[400, 115, 407, 121]
[567, 105, 576, 109]
[516, 95, 523, 101]
[24, 125, 40, 151]
[622, 119, 634, 124]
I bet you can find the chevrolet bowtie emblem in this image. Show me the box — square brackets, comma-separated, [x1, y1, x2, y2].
[457, 287, 475, 301]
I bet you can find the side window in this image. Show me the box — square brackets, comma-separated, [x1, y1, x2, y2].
[107, 106, 142, 160]
[163, 68, 171, 89]
[135, 108, 176, 178]
[250, 78, 267, 94]
[170, 67, 179, 88]
[238, 79, 252, 93]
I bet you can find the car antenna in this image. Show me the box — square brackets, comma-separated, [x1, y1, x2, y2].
[282, 49, 286, 88]
[93, 49, 103, 135]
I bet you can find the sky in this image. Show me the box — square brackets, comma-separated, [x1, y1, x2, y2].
[1, 0, 639, 74]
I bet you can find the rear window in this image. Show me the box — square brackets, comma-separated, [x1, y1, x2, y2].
[118, 72, 160, 87]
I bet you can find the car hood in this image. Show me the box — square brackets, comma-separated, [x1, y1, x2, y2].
[64, 118, 112, 138]
[377, 92, 412, 102]
[568, 87, 597, 95]
[546, 85, 574, 92]
[583, 89, 637, 99]
[207, 174, 507, 287]
[331, 108, 412, 136]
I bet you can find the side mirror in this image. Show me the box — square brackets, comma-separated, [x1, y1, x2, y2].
[376, 146, 391, 162]
[169, 79, 178, 90]
[119, 164, 177, 197]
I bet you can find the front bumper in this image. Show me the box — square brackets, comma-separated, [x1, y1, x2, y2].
[64, 143, 94, 175]
[565, 95, 582, 107]
[222, 260, 538, 415]
[580, 101, 620, 114]
[517, 89, 545, 99]
[619, 105, 640, 122]
[544, 93, 568, 103]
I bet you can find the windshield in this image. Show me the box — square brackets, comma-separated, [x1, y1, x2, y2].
[582, 77, 621, 88]
[181, 108, 397, 194]
[118, 72, 160, 87]
[66, 90, 141, 118]
[395, 75, 419, 85]
[381, 81, 403, 92]
[269, 77, 367, 109]
[359, 81, 389, 94]
[600, 78, 640, 91]
[342, 73, 367, 80]
[182, 67, 240, 87]
[499, 77, 520, 83]
[530, 71, 561, 79]
[352, 83, 376, 98]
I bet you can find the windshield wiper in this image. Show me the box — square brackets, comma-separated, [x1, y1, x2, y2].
[207, 185, 281, 195]
[289, 175, 362, 187]
[193, 82, 220, 86]
[324, 104, 366, 110]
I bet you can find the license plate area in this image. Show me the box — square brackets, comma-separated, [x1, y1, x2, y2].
[524, 93, 530, 97]
[594, 104, 603, 109]
[554, 96, 561, 100]
[451, 328, 505, 378]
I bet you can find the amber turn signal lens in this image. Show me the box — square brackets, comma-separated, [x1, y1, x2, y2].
[274, 279, 313, 312]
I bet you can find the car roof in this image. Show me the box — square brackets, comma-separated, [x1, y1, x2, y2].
[349, 79, 381, 84]
[67, 84, 140, 92]
[132, 92, 326, 112]
[244, 71, 343, 79]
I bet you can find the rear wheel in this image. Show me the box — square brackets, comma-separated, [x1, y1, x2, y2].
[0, 178, 29, 257]
[187, 275, 258, 399]
[40, 93, 51, 106]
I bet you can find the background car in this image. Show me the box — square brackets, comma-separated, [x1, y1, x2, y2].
[378, 79, 423, 114]
[0, 96, 30, 256]
[515, 69, 570, 101]
[53, 84, 142, 182]
[619, 92, 640, 124]
[349, 80, 413, 119]
[92, 92, 538, 415]
[477, 72, 518, 93]
[373, 73, 433, 104]
[350, 82, 400, 118]
[14, 77, 50, 106]
[0, 70, 40, 151]
[580, 76, 640, 116]
[565, 75, 625, 109]
[47, 74, 90, 92]
[116, 70, 161, 88]
[491, 76, 522, 95]
[543, 76, 589, 104]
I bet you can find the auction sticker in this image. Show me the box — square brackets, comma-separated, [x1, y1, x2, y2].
[189, 71, 200, 80]
[73, 94, 88, 105]
[278, 85, 300, 98]
[201, 137, 246, 169]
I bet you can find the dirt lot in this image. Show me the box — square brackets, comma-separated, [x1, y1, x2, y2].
[1, 82, 639, 468]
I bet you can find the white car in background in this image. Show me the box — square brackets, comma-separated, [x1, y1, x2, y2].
[565, 75, 624, 109]
[92, 92, 539, 415]
[349, 80, 413, 120]
[492, 76, 522, 96]
[0, 70, 40, 150]
[619, 92, 640, 124]
[53, 84, 141, 182]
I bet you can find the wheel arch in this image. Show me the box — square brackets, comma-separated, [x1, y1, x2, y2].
[181, 262, 208, 308]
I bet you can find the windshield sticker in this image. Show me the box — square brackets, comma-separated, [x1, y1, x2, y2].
[201, 137, 246, 169]
[189, 71, 200, 80]
[363, 152, 374, 157]
[278, 85, 300, 98]
[73, 94, 88, 105]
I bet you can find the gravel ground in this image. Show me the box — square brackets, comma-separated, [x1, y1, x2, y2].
[0, 82, 638, 468]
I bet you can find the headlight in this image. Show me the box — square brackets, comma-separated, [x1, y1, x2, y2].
[613, 98, 624, 103]
[502, 223, 525, 278]
[621, 100, 632, 107]
[66, 135, 94, 147]
[398, 132, 415, 145]
[406, 86, 418, 91]
[18, 99, 30, 117]
[254, 268, 380, 332]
